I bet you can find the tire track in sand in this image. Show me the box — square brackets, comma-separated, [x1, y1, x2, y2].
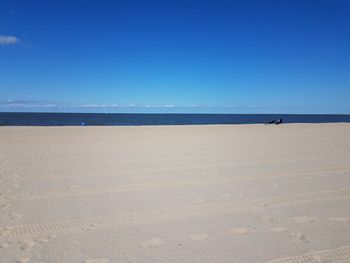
[2, 188, 350, 239]
[266, 245, 350, 263]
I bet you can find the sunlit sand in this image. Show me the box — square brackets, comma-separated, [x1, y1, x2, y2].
[1, 124, 350, 262]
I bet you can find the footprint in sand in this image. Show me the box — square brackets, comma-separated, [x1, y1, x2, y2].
[289, 232, 308, 243]
[9, 213, 22, 220]
[192, 197, 204, 204]
[271, 183, 279, 188]
[190, 234, 210, 241]
[268, 227, 288, 233]
[1, 204, 11, 210]
[36, 238, 49, 243]
[329, 217, 350, 223]
[141, 238, 164, 248]
[219, 193, 232, 199]
[83, 259, 109, 263]
[19, 240, 36, 250]
[0, 226, 14, 237]
[82, 223, 99, 231]
[34, 234, 56, 243]
[229, 227, 250, 235]
[261, 215, 274, 223]
[288, 179, 297, 184]
[293, 216, 315, 224]
[255, 202, 269, 208]
[0, 242, 10, 248]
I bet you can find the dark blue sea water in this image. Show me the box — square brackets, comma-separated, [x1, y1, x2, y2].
[1, 112, 350, 126]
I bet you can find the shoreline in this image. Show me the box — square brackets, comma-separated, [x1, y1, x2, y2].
[1, 122, 350, 128]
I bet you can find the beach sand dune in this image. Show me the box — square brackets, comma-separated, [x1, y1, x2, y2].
[1, 124, 350, 262]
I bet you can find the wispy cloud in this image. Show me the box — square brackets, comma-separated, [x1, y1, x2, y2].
[0, 100, 268, 113]
[2, 100, 349, 114]
[0, 100, 63, 108]
[0, 35, 20, 45]
[0, 100, 201, 109]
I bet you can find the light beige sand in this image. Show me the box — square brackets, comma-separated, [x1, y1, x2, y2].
[1, 123, 350, 262]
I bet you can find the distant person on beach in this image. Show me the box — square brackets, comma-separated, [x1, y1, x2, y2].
[276, 119, 283, 125]
[265, 119, 283, 125]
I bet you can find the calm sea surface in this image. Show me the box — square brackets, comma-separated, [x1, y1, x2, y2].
[1, 112, 350, 126]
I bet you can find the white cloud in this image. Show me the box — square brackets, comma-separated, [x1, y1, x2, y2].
[0, 100, 271, 113]
[0, 100, 261, 110]
[0, 35, 20, 45]
[1, 100, 61, 108]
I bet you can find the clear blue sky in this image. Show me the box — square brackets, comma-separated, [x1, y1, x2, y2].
[0, 0, 349, 113]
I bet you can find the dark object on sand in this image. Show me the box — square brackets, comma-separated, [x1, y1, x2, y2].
[276, 119, 283, 125]
[265, 119, 283, 125]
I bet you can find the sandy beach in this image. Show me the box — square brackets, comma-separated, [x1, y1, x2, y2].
[1, 123, 350, 263]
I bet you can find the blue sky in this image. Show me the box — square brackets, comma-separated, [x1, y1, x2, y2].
[0, 0, 349, 113]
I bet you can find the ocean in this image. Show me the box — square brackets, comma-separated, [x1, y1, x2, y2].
[1, 112, 350, 126]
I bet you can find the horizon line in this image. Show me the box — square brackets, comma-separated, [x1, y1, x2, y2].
[1, 111, 350, 116]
